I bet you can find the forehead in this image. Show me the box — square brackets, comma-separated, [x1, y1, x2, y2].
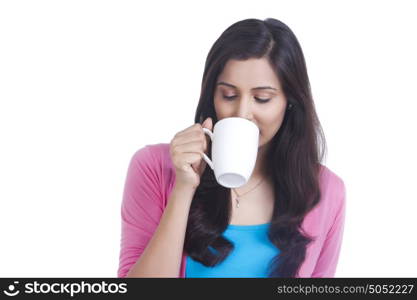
[217, 58, 281, 89]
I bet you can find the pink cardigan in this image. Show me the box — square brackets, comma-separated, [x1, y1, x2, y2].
[117, 143, 346, 278]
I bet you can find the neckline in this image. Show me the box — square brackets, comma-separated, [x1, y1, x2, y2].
[227, 222, 270, 231]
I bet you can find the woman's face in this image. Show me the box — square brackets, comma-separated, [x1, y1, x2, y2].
[214, 58, 288, 148]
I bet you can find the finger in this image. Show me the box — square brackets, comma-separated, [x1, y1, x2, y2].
[173, 140, 206, 157]
[179, 152, 202, 170]
[174, 123, 202, 138]
[172, 131, 207, 150]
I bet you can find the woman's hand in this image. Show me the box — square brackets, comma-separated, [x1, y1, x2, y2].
[169, 117, 213, 190]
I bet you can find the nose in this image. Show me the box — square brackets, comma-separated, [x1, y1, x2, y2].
[234, 96, 254, 120]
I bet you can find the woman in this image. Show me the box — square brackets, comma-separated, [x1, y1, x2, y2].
[118, 18, 346, 278]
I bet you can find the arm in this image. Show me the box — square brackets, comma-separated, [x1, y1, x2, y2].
[311, 178, 346, 277]
[125, 185, 195, 277]
[117, 146, 196, 278]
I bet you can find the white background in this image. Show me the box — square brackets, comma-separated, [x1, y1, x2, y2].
[1, 0, 416, 277]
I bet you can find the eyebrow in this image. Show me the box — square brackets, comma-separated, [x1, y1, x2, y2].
[216, 81, 278, 91]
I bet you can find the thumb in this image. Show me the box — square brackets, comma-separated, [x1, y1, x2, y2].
[202, 117, 213, 131]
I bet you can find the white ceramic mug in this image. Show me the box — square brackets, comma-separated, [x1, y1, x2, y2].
[202, 117, 259, 188]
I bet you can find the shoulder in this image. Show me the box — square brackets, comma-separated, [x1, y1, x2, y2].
[131, 142, 167, 159]
[319, 165, 346, 204]
[301, 164, 346, 237]
[129, 143, 176, 200]
[317, 164, 346, 217]
[131, 143, 172, 169]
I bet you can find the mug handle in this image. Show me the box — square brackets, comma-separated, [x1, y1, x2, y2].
[202, 128, 214, 170]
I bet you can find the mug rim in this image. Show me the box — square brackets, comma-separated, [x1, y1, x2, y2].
[215, 117, 258, 129]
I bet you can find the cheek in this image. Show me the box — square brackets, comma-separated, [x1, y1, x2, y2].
[258, 110, 285, 136]
[214, 97, 229, 118]
[213, 97, 220, 113]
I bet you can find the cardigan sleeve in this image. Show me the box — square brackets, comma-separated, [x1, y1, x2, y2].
[311, 176, 346, 277]
[117, 145, 165, 277]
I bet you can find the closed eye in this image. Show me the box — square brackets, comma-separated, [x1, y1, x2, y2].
[222, 95, 270, 103]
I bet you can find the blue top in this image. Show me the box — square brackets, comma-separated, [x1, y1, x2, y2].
[185, 223, 280, 278]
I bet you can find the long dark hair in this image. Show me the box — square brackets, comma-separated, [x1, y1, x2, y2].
[184, 18, 327, 277]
